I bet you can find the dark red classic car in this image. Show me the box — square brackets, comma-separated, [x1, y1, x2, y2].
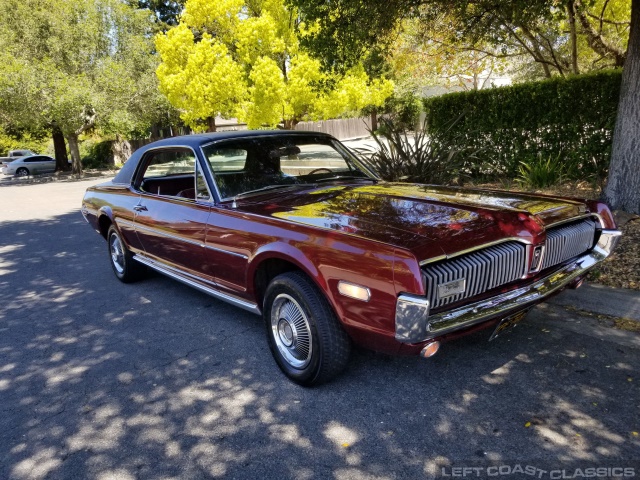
[82, 130, 621, 385]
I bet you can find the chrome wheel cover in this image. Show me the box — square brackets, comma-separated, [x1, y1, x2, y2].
[271, 294, 312, 369]
[109, 233, 125, 274]
[17, 169, 28, 177]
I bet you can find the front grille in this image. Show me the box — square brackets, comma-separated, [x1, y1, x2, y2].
[423, 242, 527, 309]
[541, 219, 597, 270]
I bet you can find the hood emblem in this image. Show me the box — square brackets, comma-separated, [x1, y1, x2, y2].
[438, 279, 466, 299]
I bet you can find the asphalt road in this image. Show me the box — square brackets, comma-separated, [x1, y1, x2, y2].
[0, 178, 639, 480]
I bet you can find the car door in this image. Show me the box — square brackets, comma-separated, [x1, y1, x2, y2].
[42, 156, 56, 173]
[199, 141, 257, 296]
[23, 157, 43, 174]
[132, 147, 215, 282]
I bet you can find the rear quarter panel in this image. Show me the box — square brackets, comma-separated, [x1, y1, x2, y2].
[82, 184, 143, 252]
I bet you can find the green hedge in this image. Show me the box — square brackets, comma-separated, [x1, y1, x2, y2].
[423, 70, 622, 181]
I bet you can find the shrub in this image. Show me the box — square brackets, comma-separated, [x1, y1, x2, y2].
[382, 91, 422, 130]
[423, 70, 622, 183]
[357, 117, 479, 185]
[0, 130, 51, 156]
[517, 153, 565, 188]
[81, 139, 113, 169]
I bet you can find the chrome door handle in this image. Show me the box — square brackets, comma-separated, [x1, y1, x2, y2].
[133, 205, 148, 212]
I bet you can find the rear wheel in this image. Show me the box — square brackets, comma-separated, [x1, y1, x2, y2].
[264, 272, 351, 386]
[16, 167, 29, 177]
[107, 225, 144, 283]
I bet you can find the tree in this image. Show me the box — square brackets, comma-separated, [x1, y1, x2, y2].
[290, 0, 413, 74]
[128, 0, 185, 29]
[0, 0, 167, 174]
[294, 0, 640, 213]
[155, 0, 394, 130]
[604, 0, 640, 213]
[292, 0, 631, 80]
[388, 16, 510, 91]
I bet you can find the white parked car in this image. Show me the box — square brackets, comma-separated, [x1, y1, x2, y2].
[1, 155, 56, 176]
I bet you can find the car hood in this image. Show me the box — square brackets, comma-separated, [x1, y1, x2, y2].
[235, 182, 591, 259]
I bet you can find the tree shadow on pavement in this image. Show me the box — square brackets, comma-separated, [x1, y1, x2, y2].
[0, 212, 638, 479]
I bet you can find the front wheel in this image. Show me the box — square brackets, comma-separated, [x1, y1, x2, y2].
[16, 167, 29, 177]
[107, 225, 144, 283]
[264, 272, 351, 386]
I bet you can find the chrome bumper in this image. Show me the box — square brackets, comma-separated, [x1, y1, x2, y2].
[395, 229, 622, 343]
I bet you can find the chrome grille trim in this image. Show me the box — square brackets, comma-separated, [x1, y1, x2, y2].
[541, 219, 597, 270]
[423, 242, 527, 309]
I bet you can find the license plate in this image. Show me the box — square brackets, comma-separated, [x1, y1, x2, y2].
[489, 308, 531, 341]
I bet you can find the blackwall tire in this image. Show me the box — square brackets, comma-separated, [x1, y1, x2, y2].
[264, 271, 351, 386]
[107, 225, 144, 283]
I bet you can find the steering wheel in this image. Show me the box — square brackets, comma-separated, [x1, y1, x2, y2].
[308, 168, 333, 176]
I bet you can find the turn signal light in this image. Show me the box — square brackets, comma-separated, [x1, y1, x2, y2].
[420, 341, 440, 358]
[337, 281, 371, 302]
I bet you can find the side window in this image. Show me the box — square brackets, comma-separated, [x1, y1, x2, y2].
[142, 149, 195, 179]
[195, 162, 211, 202]
[138, 148, 200, 199]
[205, 148, 248, 172]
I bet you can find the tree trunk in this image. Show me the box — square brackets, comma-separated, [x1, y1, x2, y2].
[112, 135, 132, 166]
[603, 0, 640, 214]
[568, 0, 579, 74]
[67, 133, 83, 175]
[52, 125, 69, 172]
[207, 116, 216, 132]
[371, 110, 378, 132]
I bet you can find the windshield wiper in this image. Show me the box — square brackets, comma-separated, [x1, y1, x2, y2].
[232, 184, 302, 201]
[315, 175, 375, 183]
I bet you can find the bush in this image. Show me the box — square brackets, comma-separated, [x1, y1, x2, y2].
[517, 153, 565, 188]
[423, 70, 622, 183]
[0, 130, 51, 156]
[357, 117, 480, 185]
[382, 91, 422, 130]
[81, 139, 113, 169]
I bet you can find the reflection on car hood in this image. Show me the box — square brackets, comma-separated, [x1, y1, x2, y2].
[235, 182, 591, 257]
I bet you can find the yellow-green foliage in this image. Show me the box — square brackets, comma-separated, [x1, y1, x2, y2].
[155, 0, 393, 129]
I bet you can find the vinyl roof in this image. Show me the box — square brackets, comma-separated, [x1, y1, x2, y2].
[113, 129, 336, 185]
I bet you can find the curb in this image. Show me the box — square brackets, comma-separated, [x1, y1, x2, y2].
[550, 282, 640, 321]
[0, 171, 116, 186]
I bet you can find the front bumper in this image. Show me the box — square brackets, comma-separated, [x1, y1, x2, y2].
[395, 229, 622, 343]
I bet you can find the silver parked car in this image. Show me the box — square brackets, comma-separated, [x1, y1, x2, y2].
[2, 155, 56, 176]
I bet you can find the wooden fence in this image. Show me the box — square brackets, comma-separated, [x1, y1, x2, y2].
[119, 117, 372, 164]
[294, 117, 372, 140]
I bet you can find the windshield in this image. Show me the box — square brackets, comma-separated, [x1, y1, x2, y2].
[201, 135, 376, 200]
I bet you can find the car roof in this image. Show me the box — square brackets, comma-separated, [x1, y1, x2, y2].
[141, 129, 334, 149]
[113, 129, 336, 185]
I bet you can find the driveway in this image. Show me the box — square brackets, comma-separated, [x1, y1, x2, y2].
[0, 179, 638, 479]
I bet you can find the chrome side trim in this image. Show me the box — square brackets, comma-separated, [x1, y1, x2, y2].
[136, 223, 202, 247]
[127, 221, 249, 259]
[133, 254, 260, 315]
[116, 218, 136, 229]
[397, 229, 621, 343]
[203, 243, 248, 259]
